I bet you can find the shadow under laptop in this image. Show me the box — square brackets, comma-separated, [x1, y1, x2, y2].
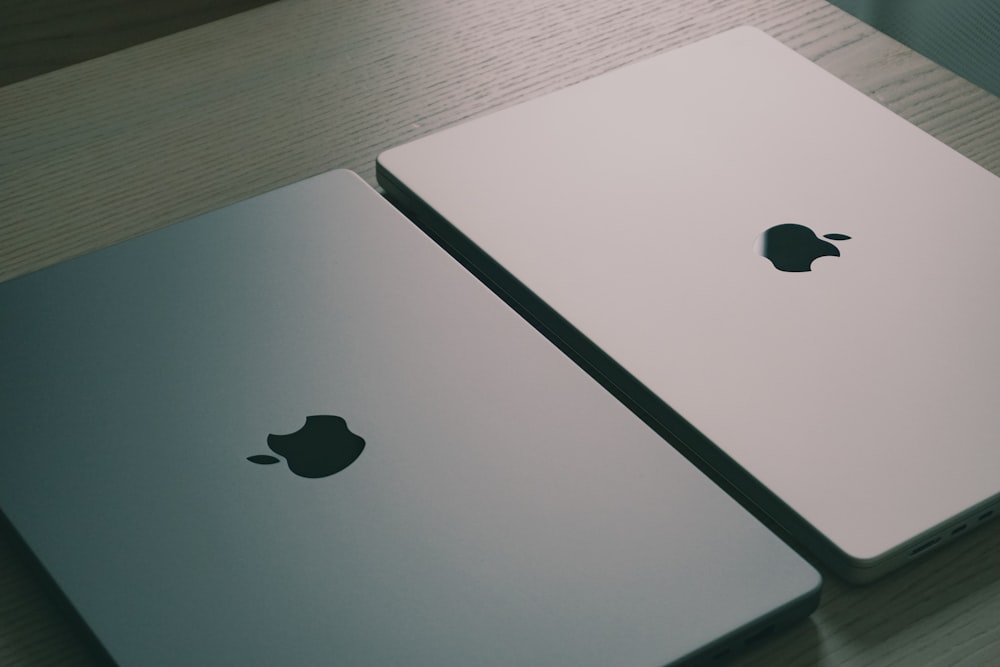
[0, 511, 112, 666]
[726, 617, 822, 667]
[718, 510, 1000, 666]
[817, 515, 1000, 651]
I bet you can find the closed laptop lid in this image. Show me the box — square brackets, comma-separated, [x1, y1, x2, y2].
[376, 27, 1000, 581]
[0, 170, 819, 665]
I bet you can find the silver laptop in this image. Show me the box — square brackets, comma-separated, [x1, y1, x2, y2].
[0, 170, 819, 665]
[376, 26, 1000, 583]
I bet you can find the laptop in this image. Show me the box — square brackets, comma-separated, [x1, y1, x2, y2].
[0, 170, 819, 665]
[376, 26, 1000, 583]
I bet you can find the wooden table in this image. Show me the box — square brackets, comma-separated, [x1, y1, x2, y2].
[2, 1, 999, 664]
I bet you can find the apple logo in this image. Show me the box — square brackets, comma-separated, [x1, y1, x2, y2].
[756, 223, 851, 272]
[248, 415, 365, 478]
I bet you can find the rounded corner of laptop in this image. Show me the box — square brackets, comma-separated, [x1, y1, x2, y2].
[820, 537, 900, 585]
[802, 562, 825, 599]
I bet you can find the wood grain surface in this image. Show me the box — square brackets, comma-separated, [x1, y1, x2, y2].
[2, 0, 1000, 665]
[0, 0, 276, 87]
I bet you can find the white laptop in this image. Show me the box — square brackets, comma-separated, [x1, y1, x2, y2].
[0, 170, 819, 665]
[377, 27, 1000, 583]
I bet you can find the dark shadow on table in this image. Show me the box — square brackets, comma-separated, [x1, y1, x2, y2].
[827, 0, 1000, 98]
[0, 0, 277, 87]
